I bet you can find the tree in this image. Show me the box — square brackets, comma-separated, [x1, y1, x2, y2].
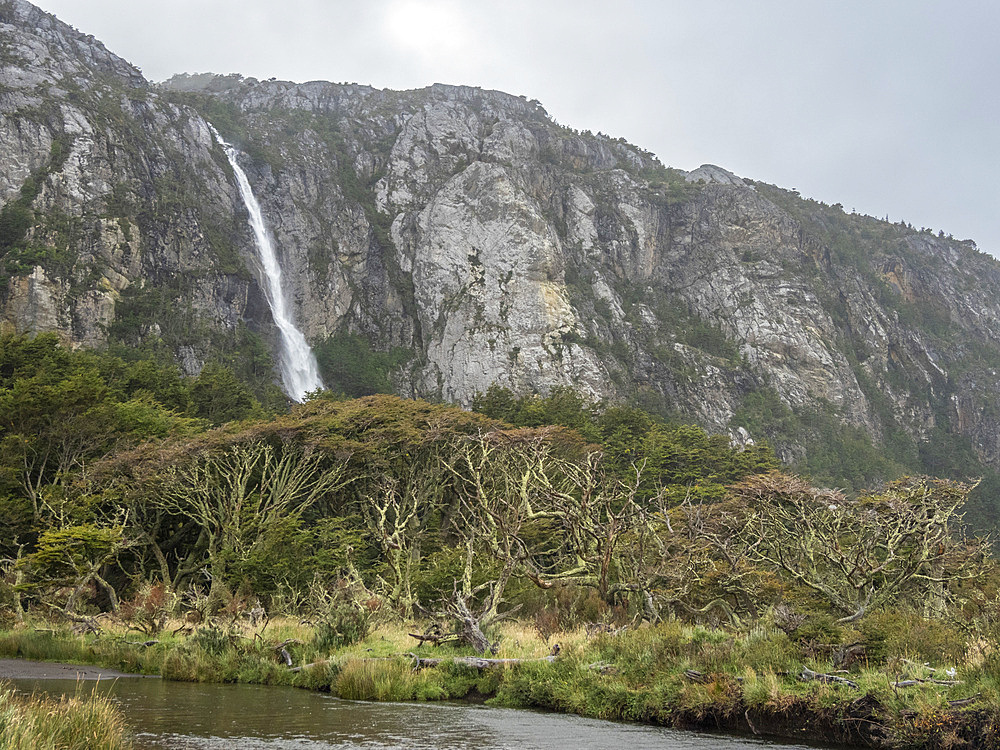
[188, 364, 259, 425]
[440, 428, 647, 649]
[20, 523, 129, 618]
[152, 440, 350, 598]
[733, 473, 990, 623]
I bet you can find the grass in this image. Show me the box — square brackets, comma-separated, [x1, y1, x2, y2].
[0, 682, 132, 750]
[0, 616, 997, 748]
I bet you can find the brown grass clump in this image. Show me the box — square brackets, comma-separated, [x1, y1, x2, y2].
[0, 682, 132, 750]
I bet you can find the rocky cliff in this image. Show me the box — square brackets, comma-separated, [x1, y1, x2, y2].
[3, 0, 1000, 495]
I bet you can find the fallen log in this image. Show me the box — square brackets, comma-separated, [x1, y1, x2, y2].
[407, 653, 557, 670]
[799, 666, 858, 689]
[586, 661, 620, 675]
[948, 693, 980, 707]
[290, 659, 328, 673]
[275, 638, 302, 668]
[893, 677, 962, 688]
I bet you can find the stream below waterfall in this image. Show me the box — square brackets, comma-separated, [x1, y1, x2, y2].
[9, 675, 847, 750]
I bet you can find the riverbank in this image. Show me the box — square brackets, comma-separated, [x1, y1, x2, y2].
[0, 657, 151, 681]
[0, 680, 132, 750]
[0, 620, 996, 749]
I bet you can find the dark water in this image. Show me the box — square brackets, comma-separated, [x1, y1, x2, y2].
[10, 676, 833, 750]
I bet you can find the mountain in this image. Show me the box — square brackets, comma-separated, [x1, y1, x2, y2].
[3, 0, 1000, 500]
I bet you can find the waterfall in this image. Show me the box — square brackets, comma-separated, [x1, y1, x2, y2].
[211, 126, 324, 402]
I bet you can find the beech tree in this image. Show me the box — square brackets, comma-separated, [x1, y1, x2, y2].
[733, 473, 990, 622]
[19, 522, 129, 621]
[152, 440, 350, 598]
[439, 428, 650, 650]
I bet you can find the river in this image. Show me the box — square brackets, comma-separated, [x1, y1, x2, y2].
[9, 675, 841, 750]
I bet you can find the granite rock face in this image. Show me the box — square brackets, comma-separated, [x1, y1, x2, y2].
[0, 0, 267, 369]
[4, 2, 1000, 481]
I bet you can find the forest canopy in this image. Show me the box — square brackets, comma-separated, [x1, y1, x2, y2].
[0, 333, 993, 657]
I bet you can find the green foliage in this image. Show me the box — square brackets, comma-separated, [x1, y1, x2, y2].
[860, 610, 967, 665]
[730, 386, 910, 490]
[107, 283, 284, 411]
[790, 612, 842, 646]
[473, 385, 778, 498]
[0, 581, 16, 630]
[314, 603, 370, 652]
[228, 518, 362, 600]
[313, 333, 412, 397]
[188, 363, 260, 425]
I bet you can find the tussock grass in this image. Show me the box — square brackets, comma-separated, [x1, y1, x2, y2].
[333, 658, 450, 701]
[0, 683, 132, 750]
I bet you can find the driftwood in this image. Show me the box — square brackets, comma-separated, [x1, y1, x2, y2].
[44, 603, 102, 635]
[799, 666, 859, 689]
[274, 638, 302, 667]
[585, 661, 620, 675]
[408, 632, 459, 646]
[681, 668, 745, 684]
[407, 653, 557, 670]
[948, 693, 980, 707]
[832, 641, 866, 669]
[901, 659, 938, 673]
[289, 660, 328, 673]
[893, 677, 962, 688]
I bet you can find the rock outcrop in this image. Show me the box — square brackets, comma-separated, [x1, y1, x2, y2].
[3, 1, 1000, 490]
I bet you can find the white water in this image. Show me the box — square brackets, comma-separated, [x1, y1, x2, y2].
[211, 127, 324, 402]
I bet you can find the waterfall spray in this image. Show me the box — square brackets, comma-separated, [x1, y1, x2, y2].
[211, 126, 324, 402]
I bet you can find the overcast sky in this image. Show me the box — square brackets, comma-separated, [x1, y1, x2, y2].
[33, 0, 1000, 255]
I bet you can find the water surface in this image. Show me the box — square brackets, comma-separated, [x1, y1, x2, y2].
[10, 676, 837, 750]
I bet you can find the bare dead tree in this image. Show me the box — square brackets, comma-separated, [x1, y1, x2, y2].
[614, 488, 761, 626]
[361, 458, 446, 617]
[436, 429, 656, 649]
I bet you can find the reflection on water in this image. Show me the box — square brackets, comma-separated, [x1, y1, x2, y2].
[10, 676, 828, 750]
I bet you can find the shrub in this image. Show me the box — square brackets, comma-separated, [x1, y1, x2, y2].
[314, 603, 370, 653]
[118, 581, 172, 635]
[860, 610, 967, 666]
[0, 582, 18, 630]
[791, 612, 842, 646]
[191, 626, 232, 657]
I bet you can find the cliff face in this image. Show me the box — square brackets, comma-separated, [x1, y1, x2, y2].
[3, 0, 1000, 488]
[0, 0, 272, 377]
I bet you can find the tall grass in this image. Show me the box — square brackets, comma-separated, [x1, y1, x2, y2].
[0, 629, 163, 675]
[0, 683, 132, 750]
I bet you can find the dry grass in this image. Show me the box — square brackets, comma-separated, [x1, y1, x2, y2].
[0, 682, 132, 750]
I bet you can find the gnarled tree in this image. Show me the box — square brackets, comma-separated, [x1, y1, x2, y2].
[152, 440, 350, 598]
[733, 473, 990, 623]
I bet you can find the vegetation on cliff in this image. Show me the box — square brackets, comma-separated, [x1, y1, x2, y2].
[3, 333, 1000, 747]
